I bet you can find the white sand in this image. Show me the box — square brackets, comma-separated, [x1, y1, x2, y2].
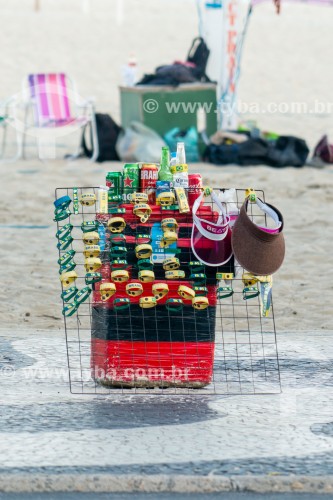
[0, 0, 333, 333]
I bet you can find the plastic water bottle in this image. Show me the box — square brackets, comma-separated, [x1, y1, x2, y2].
[122, 54, 137, 87]
[176, 142, 186, 165]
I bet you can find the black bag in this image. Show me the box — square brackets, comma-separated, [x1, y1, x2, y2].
[187, 37, 211, 81]
[205, 135, 309, 167]
[81, 113, 122, 162]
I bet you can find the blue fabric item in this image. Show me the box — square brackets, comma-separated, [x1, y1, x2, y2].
[164, 127, 200, 163]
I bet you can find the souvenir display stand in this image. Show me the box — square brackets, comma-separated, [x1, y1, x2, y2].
[54, 181, 281, 395]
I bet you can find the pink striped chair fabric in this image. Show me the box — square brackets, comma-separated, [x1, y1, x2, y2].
[28, 73, 88, 127]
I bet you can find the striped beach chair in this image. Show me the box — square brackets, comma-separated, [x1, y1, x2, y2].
[20, 73, 98, 160]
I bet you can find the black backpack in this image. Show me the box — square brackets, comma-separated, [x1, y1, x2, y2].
[81, 113, 122, 162]
[187, 37, 211, 81]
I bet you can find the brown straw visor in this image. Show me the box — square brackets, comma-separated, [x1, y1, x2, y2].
[231, 199, 285, 275]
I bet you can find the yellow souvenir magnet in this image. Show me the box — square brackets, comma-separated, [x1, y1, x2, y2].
[111, 269, 129, 283]
[99, 283, 116, 301]
[126, 282, 144, 297]
[83, 245, 100, 258]
[84, 257, 102, 272]
[161, 218, 178, 232]
[130, 192, 148, 204]
[83, 231, 100, 245]
[160, 231, 178, 248]
[157, 191, 175, 207]
[165, 270, 185, 280]
[107, 217, 126, 233]
[79, 193, 96, 206]
[162, 257, 180, 271]
[174, 187, 190, 214]
[135, 244, 153, 259]
[60, 270, 78, 288]
[216, 272, 234, 281]
[192, 296, 209, 310]
[152, 283, 169, 300]
[138, 270, 155, 283]
[242, 273, 258, 288]
[133, 203, 152, 223]
[245, 188, 257, 203]
[139, 296, 157, 309]
[178, 285, 195, 301]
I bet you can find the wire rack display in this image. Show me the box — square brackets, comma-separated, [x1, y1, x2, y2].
[55, 186, 281, 395]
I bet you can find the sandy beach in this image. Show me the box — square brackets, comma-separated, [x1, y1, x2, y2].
[0, 0, 333, 334]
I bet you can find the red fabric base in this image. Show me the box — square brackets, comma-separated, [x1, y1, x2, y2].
[91, 338, 215, 387]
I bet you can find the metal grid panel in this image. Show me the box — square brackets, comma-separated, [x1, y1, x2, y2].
[55, 187, 281, 395]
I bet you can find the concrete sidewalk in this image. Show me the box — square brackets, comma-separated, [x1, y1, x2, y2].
[0, 329, 333, 493]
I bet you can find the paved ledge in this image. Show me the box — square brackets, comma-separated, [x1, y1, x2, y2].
[0, 474, 333, 494]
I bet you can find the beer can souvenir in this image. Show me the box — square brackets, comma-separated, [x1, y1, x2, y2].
[123, 164, 140, 203]
[156, 180, 172, 205]
[140, 164, 158, 204]
[188, 173, 203, 208]
[106, 172, 123, 196]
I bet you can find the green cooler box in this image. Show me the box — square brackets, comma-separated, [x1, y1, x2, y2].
[120, 83, 217, 154]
